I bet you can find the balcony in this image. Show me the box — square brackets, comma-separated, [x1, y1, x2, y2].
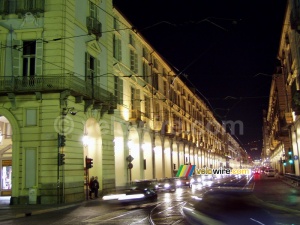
[129, 109, 142, 123]
[0, 0, 45, 16]
[87, 16, 102, 39]
[0, 76, 116, 108]
[284, 112, 293, 125]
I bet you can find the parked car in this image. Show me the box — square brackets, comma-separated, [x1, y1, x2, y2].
[265, 169, 276, 177]
[155, 178, 177, 192]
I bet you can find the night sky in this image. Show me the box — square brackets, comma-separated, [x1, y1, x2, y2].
[113, 0, 287, 160]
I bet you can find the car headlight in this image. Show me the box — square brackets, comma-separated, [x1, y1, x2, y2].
[191, 178, 195, 183]
[176, 180, 181, 186]
[197, 178, 201, 182]
[164, 183, 170, 188]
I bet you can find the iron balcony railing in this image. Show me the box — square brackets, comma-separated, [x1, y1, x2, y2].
[0, 76, 116, 107]
[0, 0, 45, 15]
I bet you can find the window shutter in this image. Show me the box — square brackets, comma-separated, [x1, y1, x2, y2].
[12, 40, 22, 76]
[118, 78, 123, 105]
[134, 53, 138, 73]
[35, 40, 43, 76]
[96, 59, 100, 77]
[96, 59, 101, 88]
[85, 52, 90, 80]
[118, 39, 122, 61]
[134, 89, 140, 111]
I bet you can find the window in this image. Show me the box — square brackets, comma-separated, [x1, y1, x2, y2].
[142, 48, 149, 60]
[153, 58, 159, 70]
[142, 61, 150, 82]
[12, 39, 43, 78]
[113, 34, 122, 61]
[16, 0, 45, 14]
[162, 68, 167, 77]
[113, 17, 119, 31]
[131, 87, 140, 111]
[154, 101, 160, 120]
[129, 34, 135, 47]
[89, 0, 98, 19]
[114, 76, 123, 105]
[130, 50, 138, 73]
[144, 96, 150, 118]
[163, 108, 169, 121]
[152, 73, 159, 90]
[0, 0, 45, 15]
[22, 41, 36, 77]
[85, 52, 97, 80]
[87, 1, 101, 38]
[163, 80, 167, 96]
[26, 109, 37, 126]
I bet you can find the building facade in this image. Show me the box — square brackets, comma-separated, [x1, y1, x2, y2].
[264, 0, 300, 175]
[0, 0, 248, 205]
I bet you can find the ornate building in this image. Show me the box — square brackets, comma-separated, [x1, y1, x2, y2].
[0, 0, 248, 205]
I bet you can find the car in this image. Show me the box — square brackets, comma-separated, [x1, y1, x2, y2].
[253, 169, 260, 174]
[265, 169, 276, 177]
[102, 187, 157, 204]
[190, 175, 202, 186]
[175, 176, 191, 187]
[132, 179, 158, 191]
[155, 178, 177, 192]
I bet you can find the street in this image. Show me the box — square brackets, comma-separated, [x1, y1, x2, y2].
[0, 175, 299, 225]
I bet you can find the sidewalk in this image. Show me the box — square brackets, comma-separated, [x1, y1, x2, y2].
[0, 197, 84, 222]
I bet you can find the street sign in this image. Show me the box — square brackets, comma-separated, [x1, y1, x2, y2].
[294, 155, 299, 160]
[126, 155, 134, 162]
[128, 163, 133, 169]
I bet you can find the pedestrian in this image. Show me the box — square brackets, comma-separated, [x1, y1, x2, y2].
[89, 176, 95, 199]
[93, 176, 100, 198]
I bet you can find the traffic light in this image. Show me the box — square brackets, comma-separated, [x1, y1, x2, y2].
[86, 157, 93, 169]
[58, 134, 66, 147]
[283, 160, 286, 166]
[58, 153, 65, 166]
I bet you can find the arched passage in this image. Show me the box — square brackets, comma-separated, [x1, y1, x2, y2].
[83, 118, 102, 190]
[0, 108, 19, 200]
[164, 139, 172, 178]
[128, 128, 140, 181]
[114, 122, 126, 187]
[142, 131, 153, 179]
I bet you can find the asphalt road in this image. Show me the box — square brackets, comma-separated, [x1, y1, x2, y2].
[0, 174, 299, 225]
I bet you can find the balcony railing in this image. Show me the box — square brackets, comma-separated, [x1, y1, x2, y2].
[87, 16, 102, 39]
[0, 76, 116, 107]
[0, 0, 45, 15]
[129, 109, 142, 121]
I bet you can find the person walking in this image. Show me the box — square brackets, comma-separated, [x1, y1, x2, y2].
[93, 176, 100, 198]
[89, 176, 95, 199]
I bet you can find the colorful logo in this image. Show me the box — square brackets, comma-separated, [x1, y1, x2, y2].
[176, 165, 195, 177]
